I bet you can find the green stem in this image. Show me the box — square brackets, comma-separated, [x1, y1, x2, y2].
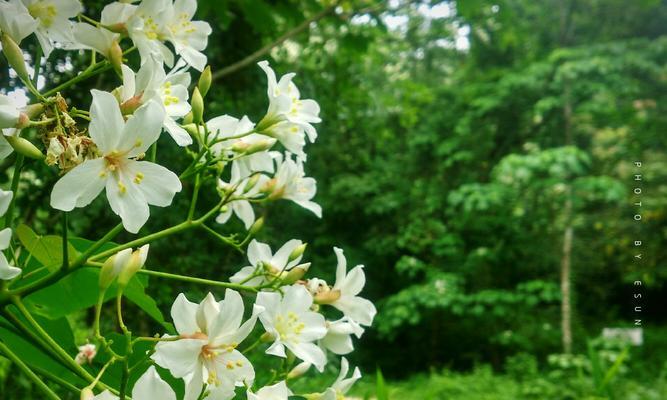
[188, 173, 202, 220]
[33, 364, 81, 395]
[149, 142, 157, 162]
[90, 221, 195, 261]
[61, 212, 68, 269]
[0, 340, 61, 400]
[5, 224, 123, 301]
[4, 154, 24, 229]
[32, 46, 42, 87]
[10, 297, 111, 391]
[136, 269, 258, 292]
[200, 224, 242, 253]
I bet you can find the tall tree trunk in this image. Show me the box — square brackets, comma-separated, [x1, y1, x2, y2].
[561, 78, 574, 353]
[560, 200, 573, 353]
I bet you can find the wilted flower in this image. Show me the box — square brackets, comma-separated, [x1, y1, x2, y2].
[74, 343, 97, 365]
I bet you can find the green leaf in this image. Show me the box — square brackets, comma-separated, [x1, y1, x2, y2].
[15, 224, 78, 271]
[0, 316, 84, 386]
[376, 367, 389, 400]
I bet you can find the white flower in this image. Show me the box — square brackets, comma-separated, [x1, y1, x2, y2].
[152, 290, 260, 400]
[256, 285, 327, 371]
[0, 136, 13, 160]
[50, 90, 182, 233]
[127, 0, 211, 71]
[161, 0, 212, 71]
[328, 247, 376, 327]
[119, 57, 192, 146]
[70, 2, 136, 57]
[0, 94, 20, 129]
[320, 357, 361, 400]
[257, 60, 321, 153]
[264, 153, 321, 217]
[215, 163, 262, 230]
[0, 0, 38, 43]
[84, 366, 176, 400]
[207, 114, 277, 179]
[0, 189, 20, 280]
[21, 0, 82, 57]
[74, 343, 97, 365]
[0, 228, 20, 280]
[320, 317, 364, 355]
[230, 239, 306, 286]
[247, 381, 293, 400]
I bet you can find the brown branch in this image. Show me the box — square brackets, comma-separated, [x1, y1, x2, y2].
[211, 5, 337, 81]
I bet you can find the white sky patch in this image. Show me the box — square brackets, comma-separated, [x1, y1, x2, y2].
[352, 1, 470, 51]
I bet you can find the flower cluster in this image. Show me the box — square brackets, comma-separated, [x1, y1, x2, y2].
[0, 0, 375, 399]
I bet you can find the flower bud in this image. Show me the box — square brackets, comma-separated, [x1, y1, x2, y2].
[288, 243, 307, 263]
[314, 289, 342, 305]
[243, 174, 260, 193]
[108, 40, 123, 76]
[281, 262, 310, 284]
[246, 138, 276, 154]
[198, 65, 212, 97]
[80, 388, 94, 400]
[287, 361, 312, 379]
[117, 244, 149, 288]
[182, 123, 199, 137]
[260, 331, 275, 342]
[1, 33, 28, 81]
[24, 104, 44, 119]
[248, 217, 264, 236]
[120, 94, 143, 115]
[99, 248, 133, 290]
[182, 111, 193, 125]
[191, 87, 204, 124]
[106, 22, 128, 35]
[5, 135, 44, 160]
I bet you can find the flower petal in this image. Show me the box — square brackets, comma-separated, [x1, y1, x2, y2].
[131, 366, 176, 400]
[171, 293, 199, 335]
[123, 100, 165, 157]
[152, 338, 205, 378]
[50, 158, 106, 211]
[126, 160, 182, 207]
[90, 90, 124, 153]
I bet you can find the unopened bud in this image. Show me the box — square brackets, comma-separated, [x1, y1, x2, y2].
[248, 217, 264, 235]
[288, 243, 307, 263]
[314, 289, 342, 305]
[243, 174, 260, 193]
[118, 244, 149, 287]
[281, 263, 310, 284]
[191, 87, 204, 124]
[1, 33, 28, 81]
[182, 123, 199, 137]
[80, 388, 94, 400]
[119, 94, 143, 115]
[108, 40, 123, 75]
[5, 135, 43, 160]
[287, 361, 312, 379]
[24, 104, 44, 119]
[198, 65, 212, 97]
[99, 248, 132, 290]
[106, 22, 128, 35]
[246, 138, 276, 154]
[182, 111, 193, 125]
